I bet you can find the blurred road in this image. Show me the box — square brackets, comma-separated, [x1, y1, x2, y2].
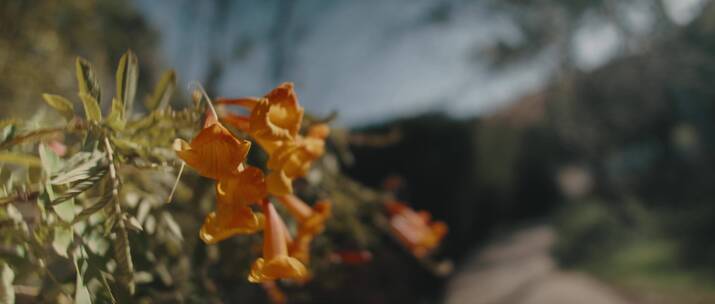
[445, 225, 631, 304]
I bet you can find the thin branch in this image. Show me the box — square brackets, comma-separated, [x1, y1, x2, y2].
[103, 137, 135, 297]
[0, 127, 65, 151]
[0, 189, 39, 205]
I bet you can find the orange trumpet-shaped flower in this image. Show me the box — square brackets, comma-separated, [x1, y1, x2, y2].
[265, 125, 330, 195]
[249, 82, 304, 145]
[216, 165, 267, 205]
[277, 195, 330, 236]
[217, 83, 307, 155]
[173, 118, 251, 180]
[386, 201, 447, 258]
[199, 201, 263, 245]
[199, 166, 267, 244]
[277, 195, 331, 264]
[248, 201, 308, 283]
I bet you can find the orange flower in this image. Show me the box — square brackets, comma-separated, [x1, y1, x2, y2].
[265, 125, 329, 195]
[173, 118, 251, 180]
[216, 165, 267, 205]
[199, 199, 263, 245]
[216, 84, 329, 195]
[199, 168, 267, 244]
[249, 83, 304, 143]
[248, 200, 308, 283]
[386, 201, 447, 258]
[277, 195, 331, 264]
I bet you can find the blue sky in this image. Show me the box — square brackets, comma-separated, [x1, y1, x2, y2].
[135, 0, 707, 126]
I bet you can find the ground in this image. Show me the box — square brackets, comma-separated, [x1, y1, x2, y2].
[445, 225, 631, 304]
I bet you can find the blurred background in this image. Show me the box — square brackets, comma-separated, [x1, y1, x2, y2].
[3, 0, 715, 303]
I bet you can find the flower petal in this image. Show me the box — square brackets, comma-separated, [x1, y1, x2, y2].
[248, 255, 308, 283]
[249, 83, 304, 142]
[199, 204, 263, 244]
[266, 170, 293, 196]
[216, 166, 267, 205]
[175, 123, 251, 179]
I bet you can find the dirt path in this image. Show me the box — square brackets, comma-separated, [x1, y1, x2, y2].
[445, 225, 631, 304]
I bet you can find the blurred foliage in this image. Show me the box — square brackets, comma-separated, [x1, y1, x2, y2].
[0, 0, 158, 119]
[483, 0, 674, 70]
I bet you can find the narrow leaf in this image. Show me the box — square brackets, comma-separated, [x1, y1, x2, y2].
[75, 57, 101, 102]
[106, 98, 126, 131]
[39, 143, 62, 176]
[161, 212, 183, 240]
[52, 226, 73, 258]
[51, 152, 105, 185]
[115, 50, 139, 115]
[145, 70, 176, 110]
[73, 256, 92, 304]
[0, 124, 15, 144]
[0, 263, 14, 304]
[42, 94, 75, 121]
[126, 216, 143, 232]
[79, 93, 102, 122]
[0, 152, 41, 167]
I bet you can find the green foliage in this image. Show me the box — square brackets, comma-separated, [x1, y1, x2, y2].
[42, 94, 75, 122]
[0, 50, 193, 302]
[145, 70, 176, 111]
[115, 50, 138, 115]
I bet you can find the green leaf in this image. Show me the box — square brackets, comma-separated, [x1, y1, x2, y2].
[125, 216, 143, 232]
[0, 263, 14, 304]
[145, 70, 176, 110]
[134, 271, 153, 284]
[75, 57, 101, 102]
[39, 143, 62, 176]
[79, 93, 102, 123]
[0, 124, 15, 144]
[115, 50, 139, 116]
[51, 152, 105, 185]
[161, 212, 183, 240]
[73, 255, 92, 304]
[40, 144, 76, 221]
[106, 98, 125, 131]
[111, 137, 145, 158]
[0, 152, 41, 167]
[52, 225, 73, 258]
[42, 94, 75, 121]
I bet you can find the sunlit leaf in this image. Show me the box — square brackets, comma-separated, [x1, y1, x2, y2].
[125, 216, 143, 232]
[136, 200, 151, 223]
[145, 70, 175, 110]
[73, 255, 92, 304]
[50, 185, 75, 226]
[39, 143, 62, 176]
[0, 124, 14, 145]
[106, 98, 126, 131]
[51, 152, 105, 185]
[134, 271, 153, 284]
[75, 57, 101, 102]
[53, 225, 73, 258]
[79, 93, 102, 123]
[115, 50, 139, 116]
[42, 94, 75, 121]
[0, 263, 14, 304]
